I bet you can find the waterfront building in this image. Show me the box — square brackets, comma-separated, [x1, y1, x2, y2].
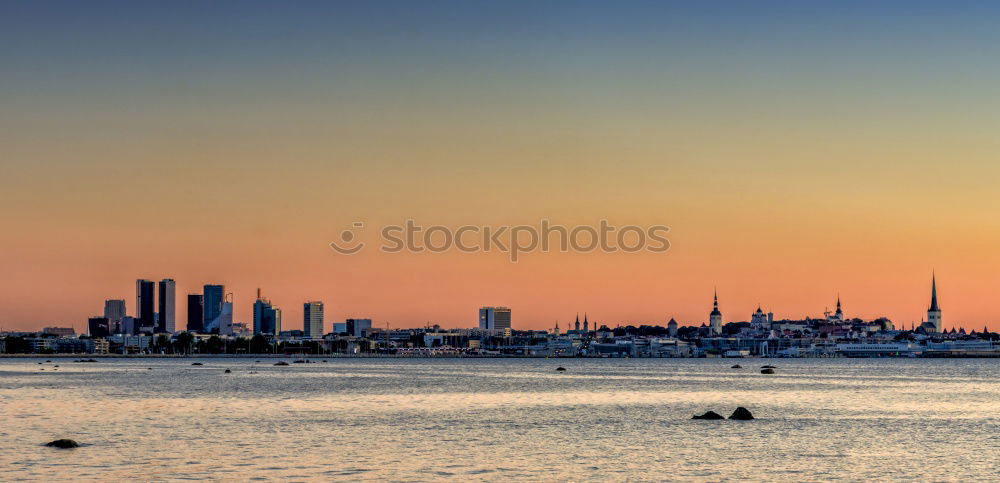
[479, 306, 512, 331]
[42, 327, 75, 336]
[346, 318, 372, 337]
[304, 301, 324, 339]
[709, 290, 723, 335]
[333, 322, 347, 334]
[187, 294, 204, 332]
[203, 284, 225, 329]
[252, 289, 281, 335]
[136, 279, 155, 333]
[103, 299, 126, 333]
[157, 279, 176, 333]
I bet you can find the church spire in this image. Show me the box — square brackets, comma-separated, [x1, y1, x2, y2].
[929, 273, 940, 311]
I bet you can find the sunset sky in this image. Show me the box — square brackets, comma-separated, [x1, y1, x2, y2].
[3, 1, 1000, 332]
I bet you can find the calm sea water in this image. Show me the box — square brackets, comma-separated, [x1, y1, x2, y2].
[1, 357, 997, 481]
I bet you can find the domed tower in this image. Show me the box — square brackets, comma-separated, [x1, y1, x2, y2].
[709, 289, 723, 335]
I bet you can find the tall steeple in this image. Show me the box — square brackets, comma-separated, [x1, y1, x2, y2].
[709, 288, 722, 335]
[574, 313, 580, 332]
[926, 273, 942, 333]
[929, 273, 940, 311]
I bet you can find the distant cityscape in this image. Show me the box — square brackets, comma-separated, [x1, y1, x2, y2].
[1, 274, 998, 357]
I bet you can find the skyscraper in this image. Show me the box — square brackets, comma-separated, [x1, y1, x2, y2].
[187, 294, 203, 332]
[479, 307, 512, 331]
[203, 284, 225, 332]
[157, 279, 176, 333]
[103, 299, 126, 333]
[304, 301, 324, 339]
[927, 273, 942, 333]
[709, 290, 723, 335]
[136, 279, 155, 334]
[253, 289, 281, 335]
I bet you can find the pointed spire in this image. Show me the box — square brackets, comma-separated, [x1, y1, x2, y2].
[929, 272, 940, 311]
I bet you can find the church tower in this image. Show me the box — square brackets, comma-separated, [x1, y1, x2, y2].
[574, 314, 580, 332]
[583, 314, 589, 333]
[927, 273, 942, 333]
[709, 289, 723, 335]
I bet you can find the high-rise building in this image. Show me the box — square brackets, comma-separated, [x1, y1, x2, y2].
[216, 301, 234, 336]
[103, 299, 126, 333]
[187, 294, 204, 332]
[88, 317, 110, 337]
[157, 279, 176, 333]
[203, 284, 225, 331]
[927, 274, 942, 333]
[479, 307, 512, 331]
[346, 318, 372, 337]
[709, 290, 722, 335]
[253, 289, 281, 335]
[304, 301, 324, 339]
[136, 279, 155, 334]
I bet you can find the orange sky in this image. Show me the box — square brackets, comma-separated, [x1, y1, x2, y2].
[2, 2, 1000, 332]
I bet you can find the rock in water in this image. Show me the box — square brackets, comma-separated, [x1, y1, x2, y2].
[760, 368, 775, 374]
[45, 439, 80, 449]
[224, 369, 231, 373]
[729, 407, 754, 420]
[191, 362, 203, 366]
[692, 411, 725, 420]
[556, 367, 567, 372]
[761, 365, 776, 369]
[731, 364, 742, 369]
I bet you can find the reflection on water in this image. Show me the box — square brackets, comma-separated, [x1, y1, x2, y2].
[1, 358, 997, 480]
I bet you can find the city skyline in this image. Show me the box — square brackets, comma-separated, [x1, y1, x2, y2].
[3, 272, 980, 334]
[4, 2, 1000, 331]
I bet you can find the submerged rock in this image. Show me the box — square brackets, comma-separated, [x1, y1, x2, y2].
[692, 411, 725, 420]
[556, 367, 567, 372]
[224, 369, 232, 373]
[45, 439, 80, 449]
[191, 362, 203, 366]
[760, 368, 775, 374]
[731, 364, 742, 369]
[761, 365, 776, 369]
[274, 361, 289, 366]
[729, 407, 754, 420]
